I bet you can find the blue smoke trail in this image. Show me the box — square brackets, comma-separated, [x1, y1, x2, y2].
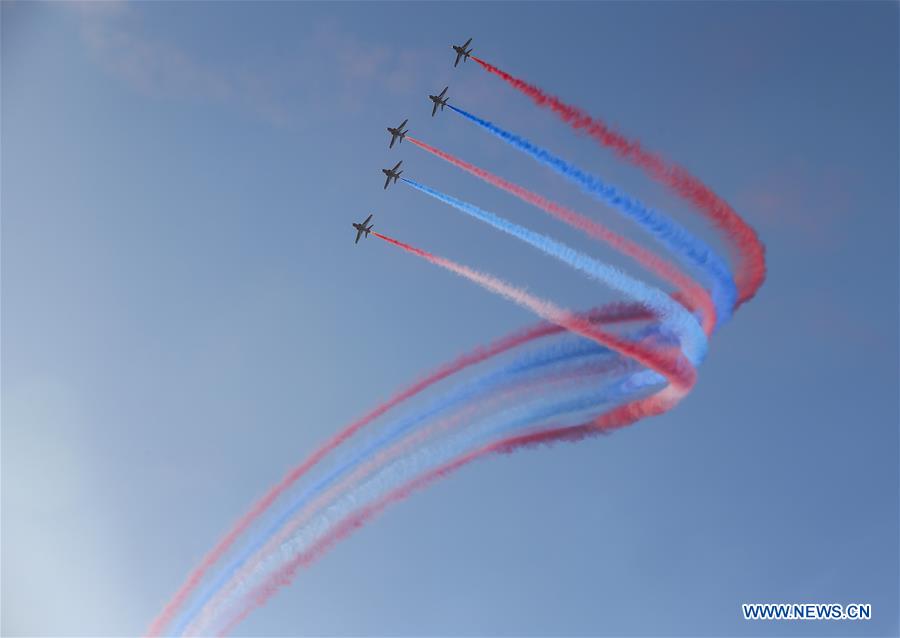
[171, 332, 645, 634]
[206, 372, 655, 636]
[193, 145, 718, 634]
[447, 104, 737, 325]
[401, 177, 706, 367]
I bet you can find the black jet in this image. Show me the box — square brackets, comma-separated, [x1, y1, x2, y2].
[382, 160, 403, 189]
[429, 86, 449, 117]
[386, 118, 408, 149]
[352, 214, 374, 244]
[452, 38, 473, 67]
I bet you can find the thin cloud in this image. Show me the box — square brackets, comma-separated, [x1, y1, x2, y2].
[65, 5, 448, 128]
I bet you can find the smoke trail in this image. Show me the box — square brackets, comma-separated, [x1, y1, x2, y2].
[373, 232, 694, 390]
[370, 232, 691, 441]
[183, 323, 667, 634]
[147, 54, 772, 638]
[214, 374, 658, 635]
[215, 380, 677, 637]
[470, 56, 765, 306]
[155, 107, 728, 628]
[163, 218, 711, 634]
[146, 302, 649, 636]
[405, 135, 716, 335]
[186, 354, 640, 636]
[447, 104, 737, 325]
[401, 177, 706, 365]
[170, 333, 646, 635]
[174, 320, 672, 633]
[152, 72, 767, 638]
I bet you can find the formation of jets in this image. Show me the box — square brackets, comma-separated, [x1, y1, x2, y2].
[354, 38, 472, 244]
[352, 213, 375, 244]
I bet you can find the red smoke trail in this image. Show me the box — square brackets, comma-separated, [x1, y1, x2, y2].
[470, 56, 766, 307]
[154, 60, 765, 635]
[149, 297, 650, 636]
[372, 232, 694, 391]
[217, 400, 677, 636]
[216, 436, 536, 636]
[213, 232, 693, 634]
[405, 135, 716, 336]
[189, 357, 631, 635]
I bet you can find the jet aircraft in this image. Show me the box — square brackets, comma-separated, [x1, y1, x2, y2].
[452, 38, 473, 67]
[386, 118, 408, 149]
[352, 214, 374, 244]
[429, 86, 449, 117]
[382, 160, 403, 189]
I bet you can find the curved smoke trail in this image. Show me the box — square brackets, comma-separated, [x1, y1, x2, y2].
[404, 135, 716, 335]
[469, 55, 766, 306]
[188, 139, 732, 632]
[172, 227, 694, 634]
[399, 177, 707, 365]
[209, 231, 696, 635]
[150, 59, 765, 637]
[371, 232, 695, 392]
[447, 104, 737, 325]
[169, 333, 643, 635]
[178, 158, 718, 630]
[369, 232, 694, 435]
[146, 301, 649, 636]
[187, 352, 643, 635]
[216, 396, 639, 636]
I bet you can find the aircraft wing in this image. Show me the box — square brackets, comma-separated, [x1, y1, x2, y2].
[432, 101, 438, 116]
[355, 228, 363, 244]
[363, 213, 373, 224]
[454, 51, 463, 67]
[393, 160, 402, 171]
[389, 134, 397, 149]
[463, 38, 472, 48]
[399, 119, 408, 129]
[384, 175, 391, 189]
[439, 86, 448, 98]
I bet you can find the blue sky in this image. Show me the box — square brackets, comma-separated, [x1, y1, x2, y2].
[2, 2, 898, 636]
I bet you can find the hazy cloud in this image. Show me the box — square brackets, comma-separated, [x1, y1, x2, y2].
[65, 4, 451, 128]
